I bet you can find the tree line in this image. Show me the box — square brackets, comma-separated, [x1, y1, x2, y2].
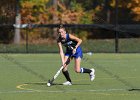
[0, 0, 140, 43]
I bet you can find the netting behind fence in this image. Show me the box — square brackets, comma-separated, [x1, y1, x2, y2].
[0, 24, 140, 53]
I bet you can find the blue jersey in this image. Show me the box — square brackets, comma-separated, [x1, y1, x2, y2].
[57, 34, 83, 59]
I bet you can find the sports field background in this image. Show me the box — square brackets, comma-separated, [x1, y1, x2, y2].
[0, 53, 140, 100]
[0, 1, 140, 100]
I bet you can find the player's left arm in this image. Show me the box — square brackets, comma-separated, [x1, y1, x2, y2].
[69, 34, 82, 54]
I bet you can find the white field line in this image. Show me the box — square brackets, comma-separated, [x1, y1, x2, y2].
[0, 88, 126, 94]
[73, 76, 137, 81]
[0, 90, 35, 94]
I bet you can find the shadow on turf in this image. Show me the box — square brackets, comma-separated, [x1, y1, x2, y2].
[128, 88, 140, 92]
[24, 82, 90, 86]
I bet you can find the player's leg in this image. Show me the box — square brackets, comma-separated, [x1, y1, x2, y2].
[62, 56, 72, 85]
[74, 57, 95, 81]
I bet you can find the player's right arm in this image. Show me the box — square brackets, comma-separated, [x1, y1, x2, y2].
[57, 42, 65, 65]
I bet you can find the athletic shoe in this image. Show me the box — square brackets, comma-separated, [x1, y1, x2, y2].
[63, 81, 72, 85]
[90, 68, 95, 81]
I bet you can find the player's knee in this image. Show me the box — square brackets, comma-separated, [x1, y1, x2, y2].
[74, 67, 80, 73]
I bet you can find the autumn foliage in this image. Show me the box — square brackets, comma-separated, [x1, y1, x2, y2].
[19, 0, 140, 25]
[0, 0, 139, 43]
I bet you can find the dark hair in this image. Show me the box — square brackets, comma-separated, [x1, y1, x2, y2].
[57, 24, 65, 32]
[59, 24, 64, 28]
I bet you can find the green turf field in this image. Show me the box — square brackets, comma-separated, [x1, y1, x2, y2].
[0, 53, 140, 100]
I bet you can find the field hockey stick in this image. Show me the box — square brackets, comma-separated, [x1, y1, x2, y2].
[47, 55, 72, 86]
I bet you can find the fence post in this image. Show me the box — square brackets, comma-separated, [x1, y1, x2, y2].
[26, 27, 29, 53]
[115, 0, 119, 53]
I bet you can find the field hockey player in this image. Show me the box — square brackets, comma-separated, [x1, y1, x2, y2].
[57, 25, 95, 85]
